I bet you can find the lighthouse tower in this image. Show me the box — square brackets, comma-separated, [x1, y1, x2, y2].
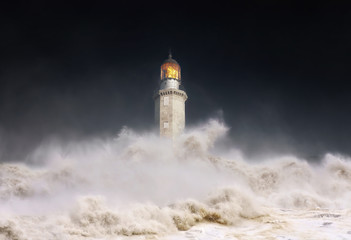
[154, 52, 188, 138]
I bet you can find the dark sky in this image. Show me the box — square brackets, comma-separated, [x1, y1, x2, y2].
[0, 2, 351, 161]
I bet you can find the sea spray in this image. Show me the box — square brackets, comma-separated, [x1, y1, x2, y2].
[0, 119, 351, 239]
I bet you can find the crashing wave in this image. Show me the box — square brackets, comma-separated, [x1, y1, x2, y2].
[0, 119, 351, 239]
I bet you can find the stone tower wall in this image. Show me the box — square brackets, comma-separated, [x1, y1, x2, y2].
[154, 89, 187, 138]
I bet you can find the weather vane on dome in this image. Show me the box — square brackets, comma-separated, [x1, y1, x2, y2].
[168, 48, 172, 59]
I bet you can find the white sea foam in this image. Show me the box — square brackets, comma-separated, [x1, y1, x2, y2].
[0, 119, 351, 239]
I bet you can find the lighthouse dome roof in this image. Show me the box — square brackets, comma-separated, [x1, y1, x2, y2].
[163, 55, 179, 65]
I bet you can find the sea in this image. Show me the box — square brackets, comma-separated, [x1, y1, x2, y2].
[1, 120, 350, 240]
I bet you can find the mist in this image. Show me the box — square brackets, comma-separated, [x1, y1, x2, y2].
[1, 62, 350, 163]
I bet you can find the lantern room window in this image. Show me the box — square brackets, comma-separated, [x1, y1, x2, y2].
[161, 62, 181, 80]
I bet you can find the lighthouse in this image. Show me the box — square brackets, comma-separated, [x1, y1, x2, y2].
[154, 52, 188, 138]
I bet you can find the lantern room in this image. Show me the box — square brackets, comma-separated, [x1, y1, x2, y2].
[160, 53, 181, 81]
